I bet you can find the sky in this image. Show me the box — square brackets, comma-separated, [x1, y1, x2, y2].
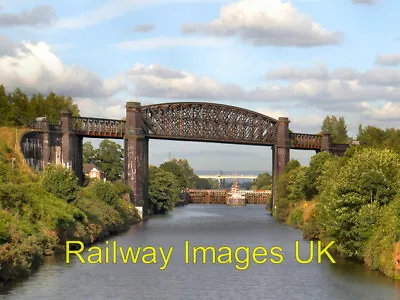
[0, 0, 399, 173]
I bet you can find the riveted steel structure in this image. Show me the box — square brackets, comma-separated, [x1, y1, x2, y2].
[23, 101, 350, 217]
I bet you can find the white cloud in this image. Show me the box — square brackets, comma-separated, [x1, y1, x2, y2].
[74, 98, 125, 119]
[375, 54, 400, 66]
[0, 41, 126, 98]
[112, 36, 227, 51]
[360, 102, 400, 121]
[182, 0, 342, 47]
[55, 0, 225, 30]
[124, 63, 400, 113]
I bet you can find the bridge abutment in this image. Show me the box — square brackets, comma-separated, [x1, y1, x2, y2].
[124, 102, 149, 217]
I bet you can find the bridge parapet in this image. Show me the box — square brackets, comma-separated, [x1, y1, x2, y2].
[290, 132, 321, 150]
[71, 117, 126, 138]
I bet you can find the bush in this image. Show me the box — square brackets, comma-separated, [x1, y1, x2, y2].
[42, 165, 78, 203]
[318, 148, 400, 258]
[288, 208, 304, 228]
[302, 208, 320, 240]
[88, 181, 120, 206]
[149, 166, 179, 214]
[364, 197, 400, 279]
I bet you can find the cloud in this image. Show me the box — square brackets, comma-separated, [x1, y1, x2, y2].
[0, 5, 56, 27]
[0, 41, 126, 98]
[352, 0, 377, 4]
[126, 63, 245, 100]
[112, 36, 226, 51]
[124, 63, 400, 113]
[0, 34, 29, 56]
[132, 23, 155, 32]
[266, 64, 329, 80]
[360, 102, 400, 122]
[375, 54, 400, 66]
[55, 0, 224, 30]
[181, 0, 342, 47]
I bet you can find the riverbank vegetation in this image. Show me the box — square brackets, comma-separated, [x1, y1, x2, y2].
[0, 128, 140, 284]
[274, 121, 400, 279]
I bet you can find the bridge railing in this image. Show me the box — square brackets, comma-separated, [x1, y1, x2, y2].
[71, 117, 126, 138]
[290, 133, 321, 149]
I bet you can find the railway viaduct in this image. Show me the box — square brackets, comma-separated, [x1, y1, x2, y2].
[21, 102, 349, 217]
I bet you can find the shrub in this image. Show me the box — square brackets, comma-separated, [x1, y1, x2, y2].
[364, 197, 400, 279]
[288, 208, 304, 228]
[88, 181, 120, 206]
[302, 208, 320, 240]
[41, 165, 78, 203]
[149, 166, 179, 214]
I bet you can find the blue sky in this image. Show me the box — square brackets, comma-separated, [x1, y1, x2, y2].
[1, 0, 399, 173]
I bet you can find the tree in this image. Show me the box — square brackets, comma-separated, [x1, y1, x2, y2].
[160, 158, 197, 190]
[285, 160, 301, 173]
[96, 140, 123, 181]
[83, 142, 97, 164]
[318, 148, 400, 258]
[321, 115, 349, 144]
[250, 172, 272, 190]
[302, 152, 332, 199]
[148, 166, 179, 214]
[0, 85, 9, 124]
[41, 165, 78, 203]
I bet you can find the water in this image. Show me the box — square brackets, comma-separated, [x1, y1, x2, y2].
[1, 205, 399, 300]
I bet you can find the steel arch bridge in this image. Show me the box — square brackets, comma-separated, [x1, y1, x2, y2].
[23, 101, 349, 217]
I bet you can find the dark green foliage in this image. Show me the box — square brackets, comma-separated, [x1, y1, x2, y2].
[318, 148, 400, 259]
[302, 209, 320, 240]
[288, 208, 303, 228]
[95, 140, 124, 182]
[87, 181, 120, 206]
[321, 115, 349, 144]
[41, 165, 78, 203]
[250, 172, 272, 190]
[149, 165, 179, 214]
[83, 142, 97, 164]
[0, 85, 79, 126]
[303, 152, 332, 199]
[285, 159, 300, 173]
[358, 125, 400, 153]
[160, 158, 197, 190]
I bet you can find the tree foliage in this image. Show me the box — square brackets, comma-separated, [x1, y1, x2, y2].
[358, 125, 400, 153]
[148, 166, 179, 214]
[159, 158, 197, 190]
[0, 85, 79, 126]
[41, 165, 79, 203]
[321, 115, 349, 144]
[250, 172, 272, 190]
[83, 140, 124, 182]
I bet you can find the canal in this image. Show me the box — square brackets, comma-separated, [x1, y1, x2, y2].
[1, 205, 400, 299]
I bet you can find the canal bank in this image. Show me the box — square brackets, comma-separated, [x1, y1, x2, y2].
[1, 205, 399, 300]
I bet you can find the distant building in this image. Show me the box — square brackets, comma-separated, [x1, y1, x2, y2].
[83, 163, 105, 180]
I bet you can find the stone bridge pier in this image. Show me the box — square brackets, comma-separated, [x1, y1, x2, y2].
[124, 102, 149, 217]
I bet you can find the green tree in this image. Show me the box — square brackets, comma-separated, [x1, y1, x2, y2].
[148, 166, 179, 214]
[41, 165, 78, 203]
[96, 140, 123, 181]
[303, 152, 332, 199]
[321, 115, 349, 144]
[250, 172, 272, 190]
[160, 158, 197, 189]
[83, 142, 97, 164]
[318, 148, 400, 258]
[285, 159, 301, 173]
[0, 85, 9, 125]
